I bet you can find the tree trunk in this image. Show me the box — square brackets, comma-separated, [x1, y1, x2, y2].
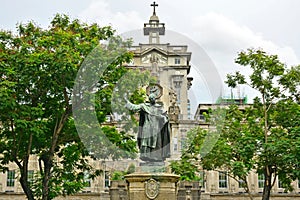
[41, 112, 69, 200]
[15, 153, 35, 200]
[20, 173, 35, 200]
[262, 166, 272, 200]
[244, 185, 254, 200]
[42, 158, 52, 200]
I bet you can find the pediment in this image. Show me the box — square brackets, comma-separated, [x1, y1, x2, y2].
[139, 47, 168, 64]
[140, 47, 167, 56]
[141, 52, 167, 64]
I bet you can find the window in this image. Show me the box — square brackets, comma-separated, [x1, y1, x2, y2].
[258, 173, 265, 188]
[104, 171, 110, 188]
[238, 179, 245, 188]
[278, 179, 284, 189]
[27, 170, 34, 185]
[175, 58, 181, 64]
[180, 138, 186, 150]
[7, 170, 15, 187]
[84, 171, 91, 187]
[199, 171, 205, 188]
[151, 32, 158, 37]
[151, 37, 157, 44]
[173, 137, 178, 152]
[187, 100, 191, 119]
[219, 171, 228, 188]
[298, 179, 300, 189]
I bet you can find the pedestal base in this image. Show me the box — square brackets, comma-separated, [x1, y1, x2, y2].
[125, 172, 179, 200]
[139, 161, 166, 173]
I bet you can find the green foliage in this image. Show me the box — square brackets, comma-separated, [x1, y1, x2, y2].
[111, 163, 136, 180]
[111, 171, 125, 181]
[174, 49, 300, 200]
[170, 153, 201, 181]
[226, 49, 300, 199]
[170, 127, 207, 181]
[0, 14, 141, 200]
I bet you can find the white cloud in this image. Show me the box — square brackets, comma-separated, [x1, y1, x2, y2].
[190, 12, 300, 70]
[79, 3, 300, 103]
[187, 12, 300, 102]
[79, 1, 299, 69]
[79, 0, 144, 34]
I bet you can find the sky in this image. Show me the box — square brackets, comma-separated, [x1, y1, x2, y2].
[1, 0, 299, 109]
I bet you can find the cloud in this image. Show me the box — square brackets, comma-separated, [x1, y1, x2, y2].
[190, 12, 300, 71]
[79, 3, 299, 103]
[79, 1, 299, 69]
[188, 12, 300, 102]
[79, 0, 144, 34]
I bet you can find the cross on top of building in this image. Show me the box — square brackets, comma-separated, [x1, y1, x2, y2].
[151, 1, 158, 15]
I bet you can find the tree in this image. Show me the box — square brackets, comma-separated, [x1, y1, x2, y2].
[171, 49, 300, 200]
[0, 14, 146, 200]
[227, 49, 300, 200]
[170, 127, 207, 181]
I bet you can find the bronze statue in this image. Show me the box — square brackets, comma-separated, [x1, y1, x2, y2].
[125, 93, 170, 162]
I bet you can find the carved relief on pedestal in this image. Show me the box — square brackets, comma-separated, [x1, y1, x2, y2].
[145, 178, 160, 199]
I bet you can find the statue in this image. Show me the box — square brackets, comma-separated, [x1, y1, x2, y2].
[125, 93, 170, 162]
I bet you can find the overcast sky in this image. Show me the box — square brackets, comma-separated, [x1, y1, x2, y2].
[1, 0, 299, 108]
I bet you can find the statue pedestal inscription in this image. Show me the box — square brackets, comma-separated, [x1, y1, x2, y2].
[125, 172, 179, 200]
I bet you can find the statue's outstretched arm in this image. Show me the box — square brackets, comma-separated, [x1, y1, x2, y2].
[124, 96, 142, 113]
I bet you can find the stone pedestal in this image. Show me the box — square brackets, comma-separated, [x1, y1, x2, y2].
[139, 161, 166, 173]
[177, 181, 201, 200]
[109, 180, 128, 200]
[125, 172, 179, 200]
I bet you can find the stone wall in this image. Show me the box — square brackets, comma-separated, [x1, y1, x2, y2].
[109, 180, 128, 200]
[177, 181, 201, 200]
[108, 180, 300, 200]
[202, 193, 300, 200]
[0, 192, 110, 200]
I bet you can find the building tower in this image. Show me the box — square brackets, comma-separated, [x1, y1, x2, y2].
[143, 1, 165, 44]
[128, 1, 193, 122]
[125, 2, 198, 160]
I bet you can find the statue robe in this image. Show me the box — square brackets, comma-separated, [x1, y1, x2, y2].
[126, 101, 171, 161]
